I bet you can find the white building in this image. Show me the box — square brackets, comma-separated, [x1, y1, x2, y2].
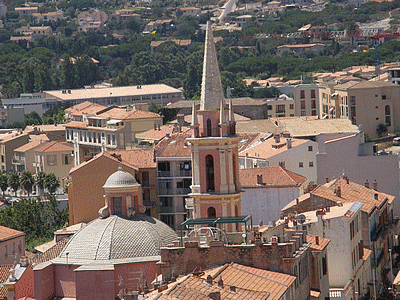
[239, 134, 318, 185]
[288, 202, 372, 299]
[2, 93, 56, 116]
[240, 166, 308, 224]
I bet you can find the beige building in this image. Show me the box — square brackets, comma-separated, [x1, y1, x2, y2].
[68, 149, 157, 225]
[15, 7, 38, 18]
[265, 95, 295, 118]
[65, 106, 163, 165]
[0, 226, 25, 265]
[0, 131, 30, 173]
[32, 11, 63, 23]
[334, 80, 399, 139]
[15, 25, 52, 37]
[45, 84, 183, 107]
[13, 140, 47, 174]
[34, 141, 73, 180]
[293, 84, 320, 117]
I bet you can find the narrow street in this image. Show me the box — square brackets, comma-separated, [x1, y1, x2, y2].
[218, 0, 236, 22]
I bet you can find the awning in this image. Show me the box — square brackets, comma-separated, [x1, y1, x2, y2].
[107, 119, 123, 125]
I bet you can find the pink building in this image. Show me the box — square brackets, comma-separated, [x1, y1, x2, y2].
[33, 167, 177, 299]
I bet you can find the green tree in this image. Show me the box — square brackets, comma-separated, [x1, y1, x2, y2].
[8, 173, 20, 197]
[45, 173, 60, 195]
[0, 173, 7, 197]
[24, 111, 42, 126]
[183, 59, 200, 99]
[20, 171, 34, 197]
[377, 123, 388, 138]
[61, 54, 75, 89]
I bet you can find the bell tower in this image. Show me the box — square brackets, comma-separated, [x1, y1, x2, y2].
[188, 21, 242, 232]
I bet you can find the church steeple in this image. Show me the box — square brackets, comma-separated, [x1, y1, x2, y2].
[200, 21, 225, 111]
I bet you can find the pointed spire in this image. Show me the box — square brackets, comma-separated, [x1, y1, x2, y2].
[200, 21, 225, 111]
[229, 98, 235, 123]
[191, 101, 198, 126]
[219, 99, 226, 124]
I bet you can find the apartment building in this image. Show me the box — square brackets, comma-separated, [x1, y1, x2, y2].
[13, 140, 47, 174]
[293, 84, 320, 117]
[239, 134, 318, 184]
[109, 9, 141, 22]
[15, 26, 52, 37]
[265, 95, 295, 118]
[15, 7, 38, 18]
[334, 80, 399, 139]
[283, 177, 396, 293]
[2, 92, 56, 116]
[0, 131, 30, 173]
[154, 132, 192, 230]
[65, 106, 162, 165]
[34, 141, 74, 180]
[32, 11, 63, 23]
[0, 106, 24, 127]
[285, 202, 371, 299]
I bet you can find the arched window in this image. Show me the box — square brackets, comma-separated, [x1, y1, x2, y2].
[385, 105, 391, 115]
[206, 119, 212, 137]
[207, 206, 216, 218]
[206, 155, 215, 192]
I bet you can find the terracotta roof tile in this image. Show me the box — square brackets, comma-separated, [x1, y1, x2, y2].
[97, 107, 161, 120]
[240, 166, 307, 188]
[34, 141, 73, 153]
[65, 101, 106, 117]
[0, 265, 12, 298]
[136, 125, 190, 142]
[306, 234, 330, 251]
[150, 263, 295, 300]
[155, 132, 192, 158]
[14, 140, 46, 153]
[0, 226, 24, 241]
[28, 134, 50, 142]
[30, 237, 70, 267]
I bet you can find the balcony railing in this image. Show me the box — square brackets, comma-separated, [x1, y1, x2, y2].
[178, 169, 192, 177]
[158, 188, 174, 195]
[159, 206, 175, 213]
[371, 223, 383, 241]
[158, 170, 172, 177]
[176, 188, 191, 195]
[143, 200, 157, 207]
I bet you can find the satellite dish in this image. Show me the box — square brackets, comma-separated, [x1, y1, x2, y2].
[296, 214, 306, 224]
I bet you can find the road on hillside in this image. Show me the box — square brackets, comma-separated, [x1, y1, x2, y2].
[219, 0, 236, 22]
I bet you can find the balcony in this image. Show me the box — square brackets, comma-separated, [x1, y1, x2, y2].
[12, 158, 24, 165]
[159, 206, 175, 213]
[158, 188, 174, 195]
[143, 200, 157, 207]
[178, 169, 192, 177]
[158, 170, 172, 177]
[176, 188, 191, 195]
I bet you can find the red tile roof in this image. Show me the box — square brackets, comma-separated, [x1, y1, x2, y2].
[14, 140, 46, 153]
[240, 166, 307, 188]
[150, 263, 296, 300]
[155, 132, 192, 158]
[34, 141, 73, 153]
[0, 226, 24, 241]
[136, 125, 190, 142]
[97, 107, 161, 120]
[65, 101, 106, 117]
[30, 237, 70, 267]
[306, 234, 330, 251]
[0, 265, 12, 298]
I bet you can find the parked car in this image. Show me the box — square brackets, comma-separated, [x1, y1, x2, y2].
[393, 137, 400, 146]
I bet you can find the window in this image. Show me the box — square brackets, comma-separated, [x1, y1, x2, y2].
[206, 119, 212, 137]
[311, 100, 316, 109]
[385, 105, 391, 116]
[276, 105, 285, 113]
[49, 155, 55, 166]
[289, 104, 294, 109]
[301, 100, 306, 109]
[63, 154, 69, 165]
[267, 105, 272, 110]
[4, 245, 7, 257]
[382, 94, 387, 100]
[311, 110, 317, 116]
[112, 197, 122, 215]
[206, 155, 215, 192]
[309, 161, 314, 167]
[311, 90, 316, 98]
[299, 162, 304, 168]
[301, 111, 306, 116]
[322, 256, 327, 275]
[279, 161, 285, 168]
[308, 146, 313, 151]
[376, 117, 379, 120]
[207, 206, 216, 218]
[300, 90, 305, 99]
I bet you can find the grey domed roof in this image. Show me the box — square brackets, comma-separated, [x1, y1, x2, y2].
[59, 214, 177, 261]
[103, 167, 139, 188]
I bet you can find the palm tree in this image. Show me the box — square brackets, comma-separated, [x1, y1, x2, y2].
[45, 173, 60, 195]
[20, 171, 34, 197]
[8, 173, 20, 197]
[35, 172, 46, 195]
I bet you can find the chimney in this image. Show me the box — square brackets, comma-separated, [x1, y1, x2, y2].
[206, 275, 213, 285]
[296, 198, 299, 204]
[218, 276, 223, 288]
[337, 201, 343, 207]
[374, 193, 378, 200]
[274, 134, 280, 143]
[336, 186, 341, 197]
[365, 179, 369, 188]
[286, 138, 292, 149]
[326, 178, 329, 183]
[325, 206, 330, 212]
[373, 180, 378, 191]
[154, 124, 157, 130]
[315, 236, 319, 245]
[230, 286, 236, 293]
[257, 174, 264, 185]
[209, 292, 221, 300]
